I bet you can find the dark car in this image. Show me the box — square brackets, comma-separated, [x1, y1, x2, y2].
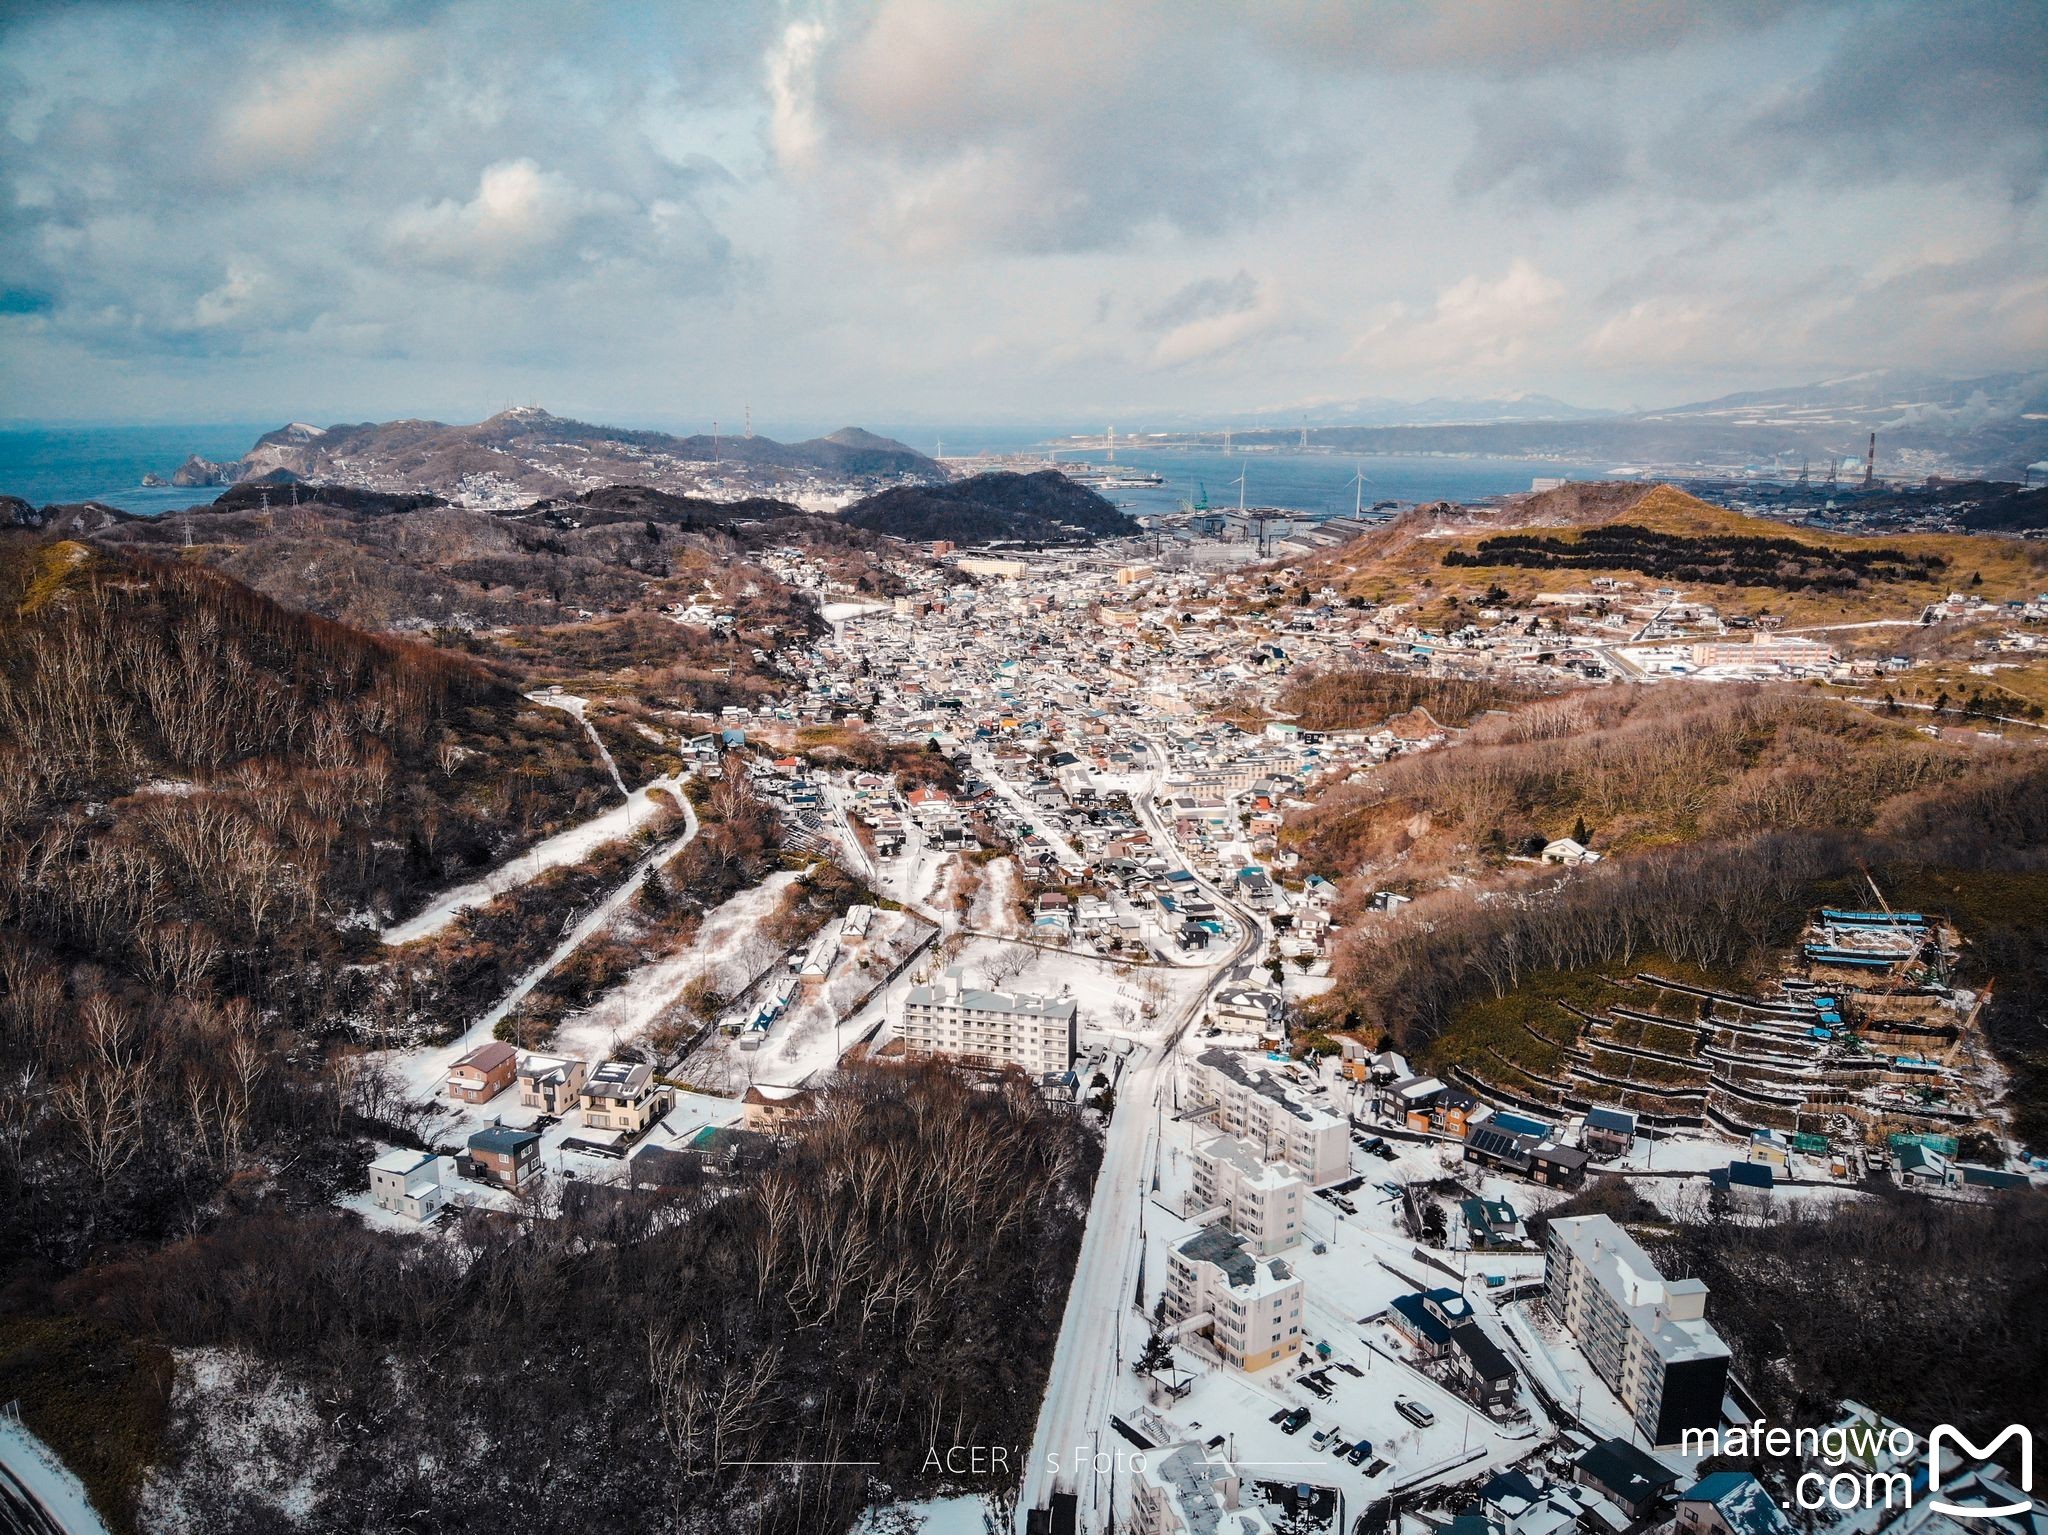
[1347, 1441, 1373, 1465]
[1280, 1408, 1311, 1435]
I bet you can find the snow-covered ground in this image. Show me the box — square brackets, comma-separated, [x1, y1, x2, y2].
[686, 905, 935, 1092]
[376, 800, 698, 1105]
[550, 870, 803, 1067]
[856, 1494, 1000, 1534]
[0, 1415, 111, 1535]
[380, 775, 687, 946]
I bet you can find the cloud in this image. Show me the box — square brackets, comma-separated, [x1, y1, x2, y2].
[214, 32, 423, 176]
[1455, 100, 1627, 207]
[1351, 261, 1566, 374]
[0, 0, 2041, 423]
[1141, 271, 1260, 334]
[765, 18, 827, 173]
[1654, 3, 2048, 202]
[386, 160, 614, 276]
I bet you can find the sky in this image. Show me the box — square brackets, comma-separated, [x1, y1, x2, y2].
[1, 0, 2044, 430]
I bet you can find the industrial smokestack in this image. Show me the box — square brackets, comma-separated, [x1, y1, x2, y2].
[1864, 431, 1876, 490]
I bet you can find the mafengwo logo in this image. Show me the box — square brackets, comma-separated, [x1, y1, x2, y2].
[1929, 1425, 2034, 1519]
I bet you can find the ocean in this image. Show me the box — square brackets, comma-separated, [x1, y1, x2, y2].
[0, 424, 266, 514]
[1037, 447, 1614, 520]
[0, 421, 1610, 520]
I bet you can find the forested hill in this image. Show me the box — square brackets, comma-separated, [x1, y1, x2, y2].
[841, 469, 1141, 544]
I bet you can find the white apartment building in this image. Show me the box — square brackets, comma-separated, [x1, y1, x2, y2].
[1190, 1135, 1307, 1255]
[1164, 1224, 1305, 1373]
[1132, 1440, 1263, 1535]
[901, 966, 1078, 1075]
[1184, 1049, 1350, 1185]
[1545, 1214, 1731, 1446]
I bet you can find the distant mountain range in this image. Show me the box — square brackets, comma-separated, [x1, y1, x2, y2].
[1237, 393, 1619, 427]
[159, 409, 941, 502]
[1229, 370, 2048, 478]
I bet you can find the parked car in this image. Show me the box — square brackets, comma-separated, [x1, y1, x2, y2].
[1396, 1398, 1435, 1427]
[1281, 1408, 1311, 1435]
[1347, 1440, 1374, 1465]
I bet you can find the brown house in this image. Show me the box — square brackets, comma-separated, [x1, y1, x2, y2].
[466, 1125, 542, 1190]
[447, 1041, 518, 1104]
[741, 1084, 816, 1134]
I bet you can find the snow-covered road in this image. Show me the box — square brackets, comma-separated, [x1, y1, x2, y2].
[380, 776, 687, 947]
[972, 751, 1085, 873]
[384, 795, 699, 1100]
[1016, 771, 1262, 1532]
[532, 690, 629, 796]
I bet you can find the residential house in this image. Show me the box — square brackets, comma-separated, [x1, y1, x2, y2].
[446, 1041, 518, 1104]
[1184, 1049, 1349, 1185]
[1572, 1438, 1679, 1521]
[368, 1148, 452, 1221]
[741, 1084, 815, 1134]
[1674, 1473, 1791, 1535]
[901, 966, 1078, 1075]
[1189, 1135, 1308, 1255]
[1545, 1216, 1730, 1446]
[1460, 1196, 1525, 1250]
[516, 1052, 588, 1116]
[1582, 1107, 1637, 1158]
[466, 1125, 542, 1191]
[580, 1059, 671, 1137]
[1131, 1440, 1254, 1535]
[1163, 1225, 1305, 1373]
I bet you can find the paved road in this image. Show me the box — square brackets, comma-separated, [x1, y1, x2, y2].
[1017, 763, 1264, 1532]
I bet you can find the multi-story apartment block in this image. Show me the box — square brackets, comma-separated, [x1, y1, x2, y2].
[902, 966, 1077, 1075]
[1189, 1135, 1307, 1255]
[1132, 1440, 1252, 1535]
[1164, 1225, 1305, 1373]
[1545, 1215, 1730, 1446]
[1184, 1048, 1349, 1185]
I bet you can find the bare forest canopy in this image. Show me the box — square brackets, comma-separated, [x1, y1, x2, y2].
[1288, 684, 2048, 1147]
[0, 541, 623, 1259]
[85, 482, 908, 712]
[1276, 665, 1536, 731]
[1443, 523, 1946, 591]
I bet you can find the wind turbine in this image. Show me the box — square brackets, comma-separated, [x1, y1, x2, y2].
[1350, 463, 1370, 518]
